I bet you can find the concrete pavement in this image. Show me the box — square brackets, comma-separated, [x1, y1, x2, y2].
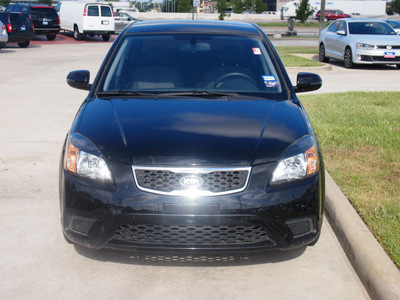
[0, 39, 397, 299]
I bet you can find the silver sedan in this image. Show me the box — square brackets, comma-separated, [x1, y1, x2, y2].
[0, 20, 8, 49]
[319, 18, 400, 68]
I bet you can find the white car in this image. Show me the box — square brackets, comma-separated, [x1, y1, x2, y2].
[319, 18, 400, 68]
[0, 20, 8, 49]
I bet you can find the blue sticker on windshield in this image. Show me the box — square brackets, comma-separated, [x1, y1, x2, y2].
[262, 75, 279, 88]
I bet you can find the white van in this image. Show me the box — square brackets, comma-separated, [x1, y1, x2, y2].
[56, 1, 114, 41]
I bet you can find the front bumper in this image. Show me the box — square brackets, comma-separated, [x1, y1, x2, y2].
[60, 161, 325, 252]
[353, 48, 400, 65]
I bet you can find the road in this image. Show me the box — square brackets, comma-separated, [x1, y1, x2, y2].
[1, 34, 395, 299]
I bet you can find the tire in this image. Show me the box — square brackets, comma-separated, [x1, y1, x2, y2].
[73, 25, 82, 41]
[63, 232, 73, 244]
[17, 41, 30, 48]
[102, 34, 110, 42]
[308, 232, 321, 246]
[344, 47, 354, 69]
[319, 43, 329, 63]
[46, 34, 56, 41]
[396, 64, 400, 69]
[324, 17, 329, 22]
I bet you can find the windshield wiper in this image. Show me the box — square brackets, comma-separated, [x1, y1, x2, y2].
[96, 90, 155, 97]
[156, 90, 238, 99]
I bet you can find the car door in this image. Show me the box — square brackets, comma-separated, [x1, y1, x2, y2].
[330, 20, 348, 59]
[323, 21, 339, 57]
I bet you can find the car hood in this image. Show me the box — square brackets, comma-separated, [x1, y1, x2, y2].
[349, 34, 400, 45]
[77, 98, 307, 166]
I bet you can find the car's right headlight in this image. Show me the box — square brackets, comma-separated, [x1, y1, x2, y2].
[271, 135, 319, 185]
[64, 133, 112, 183]
[356, 43, 376, 50]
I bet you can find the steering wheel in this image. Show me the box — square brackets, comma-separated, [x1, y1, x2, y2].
[213, 72, 257, 89]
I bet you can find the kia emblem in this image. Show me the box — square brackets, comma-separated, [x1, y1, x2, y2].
[179, 175, 204, 188]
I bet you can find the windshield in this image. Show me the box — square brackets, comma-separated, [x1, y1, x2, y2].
[349, 22, 397, 35]
[100, 33, 286, 98]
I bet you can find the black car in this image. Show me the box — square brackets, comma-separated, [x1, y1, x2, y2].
[0, 12, 34, 47]
[60, 20, 324, 252]
[6, 3, 60, 40]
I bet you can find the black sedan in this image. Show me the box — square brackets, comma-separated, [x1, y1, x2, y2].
[60, 20, 324, 252]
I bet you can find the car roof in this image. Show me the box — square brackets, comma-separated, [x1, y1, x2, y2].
[123, 20, 262, 37]
[339, 18, 388, 23]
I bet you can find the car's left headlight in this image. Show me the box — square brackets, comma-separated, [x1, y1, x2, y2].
[64, 133, 112, 183]
[356, 43, 376, 50]
[271, 135, 319, 185]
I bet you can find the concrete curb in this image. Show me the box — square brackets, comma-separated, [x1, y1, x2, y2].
[325, 171, 400, 300]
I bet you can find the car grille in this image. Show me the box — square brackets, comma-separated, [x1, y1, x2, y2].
[111, 224, 270, 246]
[376, 45, 400, 49]
[133, 166, 251, 196]
[371, 56, 400, 62]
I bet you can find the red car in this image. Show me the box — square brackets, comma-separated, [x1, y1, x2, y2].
[316, 10, 351, 22]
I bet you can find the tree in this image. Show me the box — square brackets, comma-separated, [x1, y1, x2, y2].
[38, 0, 53, 5]
[295, 0, 315, 23]
[255, 0, 267, 13]
[216, 0, 228, 20]
[0, 0, 11, 7]
[231, 0, 244, 13]
[392, 0, 400, 14]
[178, 0, 191, 12]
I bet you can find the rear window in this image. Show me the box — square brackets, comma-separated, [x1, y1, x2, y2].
[101, 6, 112, 17]
[10, 13, 31, 25]
[87, 6, 99, 17]
[31, 8, 58, 19]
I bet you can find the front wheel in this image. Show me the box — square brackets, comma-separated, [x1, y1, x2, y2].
[18, 41, 30, 48]
[344, 47, 354, 69]
[396, 64, 400, 69]
[319, 43, 329, 62]
[102, 34, 110, 42]
[73, 26, 82, 41]
[324, 17, 329, 22]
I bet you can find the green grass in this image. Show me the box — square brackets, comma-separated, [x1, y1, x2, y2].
[275, 46, 323, 67]
[300, 92, 400, 269]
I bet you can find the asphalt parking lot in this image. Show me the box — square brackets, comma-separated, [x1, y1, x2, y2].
[1, 36, 399, 299]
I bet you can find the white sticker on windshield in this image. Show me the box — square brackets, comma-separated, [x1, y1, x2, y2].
[262, 75, 279, 88]
[252, 47, 262, 55]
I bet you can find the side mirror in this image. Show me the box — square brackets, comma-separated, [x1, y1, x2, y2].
[294, 72, 322, 93]
[336, 30, 346, 36]
[67, 70, 91, 91]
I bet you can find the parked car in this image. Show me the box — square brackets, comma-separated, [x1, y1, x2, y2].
[60, 20, 325, 252]
[0, 12, 34, 47]
[0, 20, 8, 48]
[114, 11, 138, 34]
[316, 10, 351, 22]
[5, 3, 60, 40]
[383, 19, 400, 35]
[55, 1, 114, 41]
[261, 11, 276, 15]
[241, 10, 256, 14]
[319, 18, 400, 68]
